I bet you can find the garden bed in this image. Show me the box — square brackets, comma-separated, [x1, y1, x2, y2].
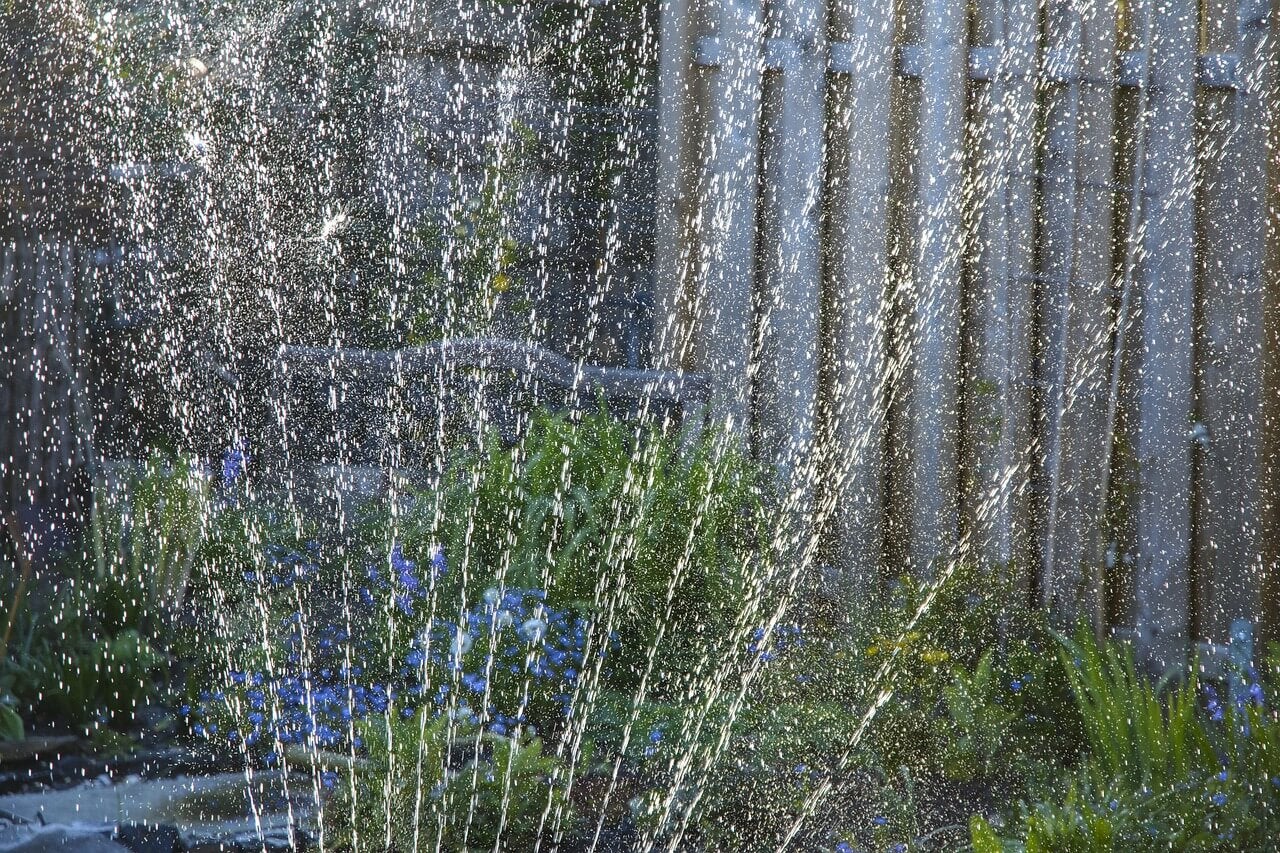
[3, 406, 1279, 852]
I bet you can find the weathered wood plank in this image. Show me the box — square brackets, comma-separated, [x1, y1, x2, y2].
[1040, 0, 1119, 629]
[654, 0, 699, 371]
[903, 0, 967, 574]
[689, 0, 764, 437]
[962, 0, 1037, 582]
[1247, 0, 1279, 641]
[1132, 0, 1198, 672]
[1037, 1, 1082, 614]
[822, 0, 893, 592]
[1068, 0, 1120, 630]
[756, 0, 825, 547]
[1193, 0, 1267, 645]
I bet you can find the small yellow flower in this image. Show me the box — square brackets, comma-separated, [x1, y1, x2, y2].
[865, 645, 880, 657]
[904, 631, 922, 643]
[492, 272, 511, 292]
[920, 649, 950, 665]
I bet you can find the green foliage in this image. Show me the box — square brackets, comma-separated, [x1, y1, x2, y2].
[395, 124, 537, 344]
[337, 709, 573, 852]
[969, 815, 1005, 853]
[0, 702, 23, 742]
[90, 452, 209, 639]
[978, 628, 1280, 852]
[8, 629, 165, 728]
[1055, 625, 1211, 791]
[2, 451, 211, 730]
[938, 650, 1017, 781]
[394, 407, 769, 707]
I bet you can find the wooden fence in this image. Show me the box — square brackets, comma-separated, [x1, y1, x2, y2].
[654, 0, 1280, 668]
[0, 241, 98, 547]
[3, 0, 1278, 673]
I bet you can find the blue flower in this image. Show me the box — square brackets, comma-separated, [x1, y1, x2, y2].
[1211, 792, 1228, 807]
[872, 815, 888, 826]
[430, 547, 448, 580]
[1010, 679, 1023, 693]
[390, 544, 420, 593]
[1205, 684, 1225, 722]
[835, 844, 855, 853]
[221, 442, 248, 488]
[1249, 681, 1265, 706]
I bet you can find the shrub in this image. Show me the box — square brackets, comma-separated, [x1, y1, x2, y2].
[332, 709, 573, 852]
[974, 628, 1280, 851]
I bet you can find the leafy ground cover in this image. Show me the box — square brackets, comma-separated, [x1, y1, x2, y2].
[3, 409, 1279, 851]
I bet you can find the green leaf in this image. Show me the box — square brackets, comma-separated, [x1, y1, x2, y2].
[970, 814, 1005, 853]
[0, 705, 23, 742]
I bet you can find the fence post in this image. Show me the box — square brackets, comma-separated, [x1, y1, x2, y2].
[690, 0, 765, 438]
[902, 0, 968, 574]
[1132, 0, 1197, 673]
[822, 0, 893, 593]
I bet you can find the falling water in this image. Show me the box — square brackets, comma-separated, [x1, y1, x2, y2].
[3, 0, 1280, 849]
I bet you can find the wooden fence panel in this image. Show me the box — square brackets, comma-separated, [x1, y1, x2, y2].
[652, 0, 1279, 654]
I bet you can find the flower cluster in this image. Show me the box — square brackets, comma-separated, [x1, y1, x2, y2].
[406, 586, 611, 732]
[361, 543, 447, 616]
[221, 441, 248, 489]
[748, 623, 804, 664]
[194, 536, 616, 754]
[242, 541, 322, 588]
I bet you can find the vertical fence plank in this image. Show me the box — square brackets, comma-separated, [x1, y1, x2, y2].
[1068, 0, 1119, 628]
[822, 0, 893, 591]
[964, 0, 1039, 579]
[1132, 0, 1198, 671]
[1039, 0, 1119, 626]
[1254, 0, 1280, 641]
[756, 0, 826, 550]
[1004, 0, 1041, 586]
[963, 0, 1010, 568]
[1193, 0, 1267, 644]
[900, 0, 968, 574]
[654, 0, 699, 371]
[883, 0, 922, 573]
[1037, 2, 1081, 613]
[691, 0, 765, 435]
